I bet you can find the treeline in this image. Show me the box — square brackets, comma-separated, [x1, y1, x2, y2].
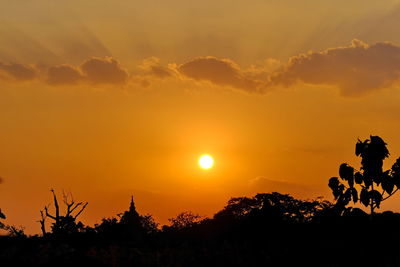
[1, 191, 400, 266]
[2, 135, 400, 266]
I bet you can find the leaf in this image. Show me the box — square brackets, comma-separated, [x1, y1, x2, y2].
[354, 172, 363, 184]
[336, 191, 349, 206]
[343, 188, 352, 206]
[392, 158, 400, 175]
[370, 136, 389, 159]
[370, 190, 382, 208]
[328, 177, 339, 190]
[381, 171, 394, 194]
[360, 188, 370, 207]
[336, 194, 345, 206]
[374, 172, 382, 186]
[351, 188, 358, 204]
[339, 164, 354, 187]
[355, 139, 364, 156]
[328, 177, 342, 199]
[391, 158, 400, 188]
[332, 184, 345, 200]
[338, 184, 345, 194]
[363, 176, 372, 188]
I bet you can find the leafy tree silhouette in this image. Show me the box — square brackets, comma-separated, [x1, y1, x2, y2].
[328, 136, 400, 215]
[167, 211, 203, 230]
[213, 192, 331, 225]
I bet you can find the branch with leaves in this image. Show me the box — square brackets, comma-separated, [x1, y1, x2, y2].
[328, 136, 400, 215]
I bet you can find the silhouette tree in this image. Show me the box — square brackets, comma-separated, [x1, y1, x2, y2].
[39, 189, 88, 235]
[0, 209, 5, 229]
[167, 211, 203, 230]
[328, 136, 400, 215]
[213, 192, 330, 224]
[140, 214, 159, 234]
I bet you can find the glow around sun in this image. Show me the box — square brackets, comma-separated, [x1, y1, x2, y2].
[199, 154, 214, 170]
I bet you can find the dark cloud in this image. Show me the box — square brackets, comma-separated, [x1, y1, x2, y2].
[0, 62, 36, 81]
[269, 40, 400, 96]
[47, 64, 83, 85]
[178, 56, 265, 93]
[81, 57, 128, 84]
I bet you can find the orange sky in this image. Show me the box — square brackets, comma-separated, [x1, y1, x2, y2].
[2, 0, 400, 234]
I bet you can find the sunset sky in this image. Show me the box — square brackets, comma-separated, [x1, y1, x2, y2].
[2, 0, 400, 234]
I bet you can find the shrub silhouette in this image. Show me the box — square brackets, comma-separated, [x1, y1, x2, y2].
[328, 136, 400, 215]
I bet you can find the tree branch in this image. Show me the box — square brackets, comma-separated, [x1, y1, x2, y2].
[74, 202, 88, 219]
[44, 206, 56, 220]
[70, 202, 83, 214]
[39, 210, 47, 236]
[51, 189, 59, 220]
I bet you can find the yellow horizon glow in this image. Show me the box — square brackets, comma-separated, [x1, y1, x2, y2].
[199, 154, 214, 170]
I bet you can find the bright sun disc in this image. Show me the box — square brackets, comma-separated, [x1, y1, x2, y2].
[199, 154, 214, 170]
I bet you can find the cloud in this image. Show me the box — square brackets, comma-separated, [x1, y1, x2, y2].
[47, 64, 83, 85]
[178, 56, 265, 93]
[139, 57, 175, 79]
[269, 39, 400, 96]
[3, 40, 400, 96]
[0, 62, 36, 81]
[81, 57, 128, 84]
[44, 57, 128, 86]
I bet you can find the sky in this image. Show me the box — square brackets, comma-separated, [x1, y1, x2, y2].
[2, 0, 400, 234]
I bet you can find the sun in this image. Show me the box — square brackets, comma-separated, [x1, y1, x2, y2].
[199, 154, 214, 170]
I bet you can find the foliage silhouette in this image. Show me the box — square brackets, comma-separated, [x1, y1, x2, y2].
[328, 136, 400, 215]
[213, 192, 331, 224]
[167, 211, 203, 230]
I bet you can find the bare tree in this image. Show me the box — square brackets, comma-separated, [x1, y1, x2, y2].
[39, 189, 88, 235]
